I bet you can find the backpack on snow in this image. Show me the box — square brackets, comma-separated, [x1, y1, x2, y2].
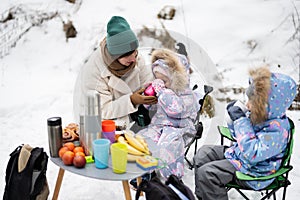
[3, 144, 49, 200]
[135, 174, 195, 200]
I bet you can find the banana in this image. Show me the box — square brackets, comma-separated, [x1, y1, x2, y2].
[117, 136, 145, 156]
[124, 131, 149, 154]
[126, 154, 143, 162]
[135, 135, 150, 155]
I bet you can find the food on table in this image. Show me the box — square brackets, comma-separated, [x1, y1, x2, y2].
[63, 142, 75, 151]
[73, 155, 86, 168]
[62, 151, 75, 165]
[75, 151, 85, 157]
[135, 135, 150, 154]
[126, 154, 144, 162]
[136, 155, 158, 170]
[117, 131, 151, 162]
[73, 146, 84, 154]
[63, 123, 79, 142]
[58, 140, 86, 168]
[59, 146, 69, 158]
[124, 131, 150, 154]
[117, 136, 145, 156]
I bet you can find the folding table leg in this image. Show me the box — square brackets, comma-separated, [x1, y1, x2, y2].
[122, 180, 132, 200]
[136, 177, 143, 196]
[52, 168, 65, 200]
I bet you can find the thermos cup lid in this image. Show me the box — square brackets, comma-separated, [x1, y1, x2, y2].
[47, 117, 62, 126]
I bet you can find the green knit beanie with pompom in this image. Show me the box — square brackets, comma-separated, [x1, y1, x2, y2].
[106, 16, 139, 56]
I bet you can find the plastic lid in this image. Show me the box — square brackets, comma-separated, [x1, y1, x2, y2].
[47, 117, 62, 126]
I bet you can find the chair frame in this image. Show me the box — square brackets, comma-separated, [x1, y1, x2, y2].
[184, 85, 213, 170]
[218, 117, 295, 200]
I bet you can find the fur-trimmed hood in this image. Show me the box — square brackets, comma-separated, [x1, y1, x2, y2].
[151, 49, 189, 93]
[248, 66, 297, 124]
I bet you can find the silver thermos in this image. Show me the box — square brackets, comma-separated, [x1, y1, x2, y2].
[79, 115, 85, 148]
[47, 117, 63, 157]
[81, 90, 102, 156]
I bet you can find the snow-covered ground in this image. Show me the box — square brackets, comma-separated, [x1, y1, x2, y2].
[0, 0, 299, 199]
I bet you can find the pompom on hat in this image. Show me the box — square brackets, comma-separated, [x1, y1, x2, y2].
[106, 16, 139, 56]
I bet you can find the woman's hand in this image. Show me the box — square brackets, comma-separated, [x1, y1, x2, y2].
[130, 88, 157, 106]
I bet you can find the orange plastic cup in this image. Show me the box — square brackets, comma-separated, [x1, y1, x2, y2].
[101, 120, 116, 132]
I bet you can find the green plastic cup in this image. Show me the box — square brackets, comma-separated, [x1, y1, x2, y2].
[110, 143, 128, 174]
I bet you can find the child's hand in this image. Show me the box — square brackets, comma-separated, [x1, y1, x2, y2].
[226, 100, 237, 110]
[130, 88, 157, 106]
[227, 106, 246, 121]
[152, 79, 165, 94]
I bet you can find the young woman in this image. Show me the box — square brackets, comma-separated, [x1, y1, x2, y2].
[73, 16, 157, 128]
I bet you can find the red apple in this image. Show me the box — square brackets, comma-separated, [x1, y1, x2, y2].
[73, 155, 86, 168]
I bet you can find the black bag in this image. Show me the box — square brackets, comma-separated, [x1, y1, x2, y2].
[135, 174, 195, 200]
[3, 144, 49, 200]
[130, 104, 151, 127]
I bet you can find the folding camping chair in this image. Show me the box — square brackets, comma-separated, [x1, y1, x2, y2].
[218, 117, 295, 200]
[184, 84, 213, 170]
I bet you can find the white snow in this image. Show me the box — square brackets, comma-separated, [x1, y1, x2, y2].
[0, 0, 299, 199]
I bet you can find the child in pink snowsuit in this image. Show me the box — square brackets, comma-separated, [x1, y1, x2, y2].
[137, 49, 198, 179]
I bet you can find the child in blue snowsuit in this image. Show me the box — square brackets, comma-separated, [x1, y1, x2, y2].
[137, 49, 198, 180]
[193, 66, 297, 200]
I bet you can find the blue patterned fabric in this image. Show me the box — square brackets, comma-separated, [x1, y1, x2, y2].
[224, 72, 297, 190]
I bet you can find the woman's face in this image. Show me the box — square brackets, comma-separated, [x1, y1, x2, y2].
[117, 50, 138, 66]
[154, 72, 171, 88]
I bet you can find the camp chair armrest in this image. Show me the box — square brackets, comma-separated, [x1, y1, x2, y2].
[217, 126, 235, 141]
[235, 166, 293, 181]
